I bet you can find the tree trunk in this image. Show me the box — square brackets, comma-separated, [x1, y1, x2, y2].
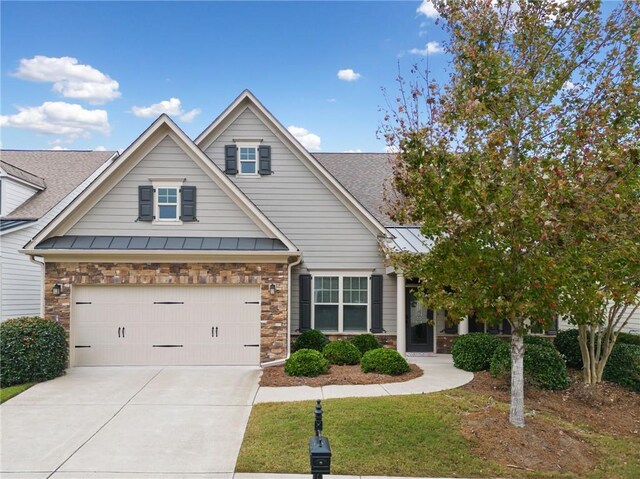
[509, 333, 525, 427]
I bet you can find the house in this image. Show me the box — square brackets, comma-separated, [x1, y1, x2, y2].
[1, 150, 117, 321]
[18, 90, 639, 367]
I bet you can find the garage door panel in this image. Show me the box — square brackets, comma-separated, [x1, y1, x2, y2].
[72, 285, 262, 366]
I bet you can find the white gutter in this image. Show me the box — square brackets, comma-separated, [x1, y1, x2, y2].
[28, 255, 46, 317]
[261, 254, 303, 368]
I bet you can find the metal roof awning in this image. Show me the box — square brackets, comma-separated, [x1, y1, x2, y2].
[386, 227, 433, 254]
[35, 235, 290, 251]
[0, 219, 37, 232]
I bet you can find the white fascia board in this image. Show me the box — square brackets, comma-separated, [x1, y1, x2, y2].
[194, 90, 391, 239]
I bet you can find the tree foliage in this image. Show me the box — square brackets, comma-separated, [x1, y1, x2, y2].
[381, 0, 639, 426]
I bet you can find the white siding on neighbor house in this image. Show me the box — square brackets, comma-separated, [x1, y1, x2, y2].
[558, 302, 640, 334]
[1, 178, 38, 216]
[204, 107, 397, 332]
[1, 159, 113, 321]
[68, 136, 267, 238]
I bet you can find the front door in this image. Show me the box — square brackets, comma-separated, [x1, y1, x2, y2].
[405, 288, 434, 352]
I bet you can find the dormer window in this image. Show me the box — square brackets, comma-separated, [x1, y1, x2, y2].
[225, 142, 271, 176]
[157, 187, 179, 220]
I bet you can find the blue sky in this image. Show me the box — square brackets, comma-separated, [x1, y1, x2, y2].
[0, 1, 449, 153]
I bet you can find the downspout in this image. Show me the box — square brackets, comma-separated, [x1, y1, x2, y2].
[261, 253, 302, 368]
[28, 255, 46, 317]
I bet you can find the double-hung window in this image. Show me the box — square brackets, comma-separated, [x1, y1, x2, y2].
[152, 180, 183, 223]
[238, 144, 258, 175]
[313, 275, 369, 332]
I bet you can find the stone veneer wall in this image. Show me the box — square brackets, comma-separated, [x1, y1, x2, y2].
[291, 333, 397, 350]
[45, 262, 288, 363]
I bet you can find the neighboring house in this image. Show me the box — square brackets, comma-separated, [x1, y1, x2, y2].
[1, 150, 117, 321]
[18, 90, 639, 368]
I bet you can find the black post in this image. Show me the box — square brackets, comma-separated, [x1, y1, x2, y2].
[314, 399, 323, 479]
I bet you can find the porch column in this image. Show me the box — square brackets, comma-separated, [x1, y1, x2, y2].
[459, 316, 469, 335]
[396, 271, 406, 356]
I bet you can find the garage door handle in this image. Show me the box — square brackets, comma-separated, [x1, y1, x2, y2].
[118, 327, 121, 338]
[244, 344, 259, 347]
[211, 326, 218, 338]
[122, 327, 125, 338]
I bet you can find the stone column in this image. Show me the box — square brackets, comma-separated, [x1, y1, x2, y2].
[396, 271, 406, 357]
[459, 315, 469, 335]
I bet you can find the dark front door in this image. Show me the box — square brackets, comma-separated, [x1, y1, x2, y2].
[406, 288, 434, 352]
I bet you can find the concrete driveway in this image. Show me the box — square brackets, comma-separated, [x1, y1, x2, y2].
[0, 366, 261, 479]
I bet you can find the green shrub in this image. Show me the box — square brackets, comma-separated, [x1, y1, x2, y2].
[322, 340, 361, 365]
[617, 332, 640, 346]
[523, 335, 555, 349]
[284, 349, 329, 377]
[0, 316, 68, 387]
[451, 333, 503, 371]
[490, 342, 570, 390]
[293, 329, 329, 352]
[350, 333, 382, 355]
[554, 329, 583, 368]
[603, 343, 640, 392]
[361, 348, 410, 375]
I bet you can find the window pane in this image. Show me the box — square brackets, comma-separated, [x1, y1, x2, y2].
[158, 188, 177, 204]
[344, 305, 367, 331]
[315, 276, 338, 304]
[315, 305, 338, 331]
[343, 276, 368, 304]
[241, 161, 256, 174]
[159, 205, 177, 219]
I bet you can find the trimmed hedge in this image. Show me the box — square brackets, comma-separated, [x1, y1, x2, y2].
[603, 343, 640, 392]
[451, 333, 503, 371]
[0, 316, 68, 387]
[350, 334, 382, 355]
[523, 335, 555, 349]
[554, 329, 583, 368]
[284, 349, 330, 377]
[490, 342, 570, 390]
[617, 332, 640, 346]
[293, 329, 329, 352]
[361, 348, 410, 375]
[322, 340, 361, 365]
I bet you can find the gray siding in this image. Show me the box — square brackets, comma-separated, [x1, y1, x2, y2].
[68, 136, 267, 238]
[558, 303, 640, 334]
[205, 107, 396, 332]
[1, 178, 38, 216]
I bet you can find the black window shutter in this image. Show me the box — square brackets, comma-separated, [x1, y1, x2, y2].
[258, 145, 271, 175]
[225, 145, 238, 175]
[138, 185, 154, 221]
[180, 186, 196, 222]
[299, 274, 312, 331]
[370, 275, 384, 333]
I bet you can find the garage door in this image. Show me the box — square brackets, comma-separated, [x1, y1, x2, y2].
[71, 285, 261, 366]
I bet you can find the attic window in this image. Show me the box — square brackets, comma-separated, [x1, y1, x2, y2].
[152, 180, 184, 223]
[239, 146, 258, 175]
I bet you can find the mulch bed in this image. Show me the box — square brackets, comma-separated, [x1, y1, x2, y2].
[459, 370, 639, 475]
[260, 363, 423, 387]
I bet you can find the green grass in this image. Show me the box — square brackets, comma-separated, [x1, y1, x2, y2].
[237, 391, 501, 477]
[237, 390, 640, 478]
[0, 382, 34, 404]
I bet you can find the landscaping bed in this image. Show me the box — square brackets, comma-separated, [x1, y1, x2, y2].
[260, 362, 423, 387]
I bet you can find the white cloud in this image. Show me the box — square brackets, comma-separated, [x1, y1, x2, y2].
[0, 102, 110, 137]
[562, 80, 578, 90]
[409, 41, 443, 56]
[287, 125, 321, 151]
[94, 145, 106, 151]
[50, 145, 68, 150]
[337, 69, 362, 82]
[14, 56, 120, 105]
[131, 97, 201, 122]
[344, 149, 363, 153]
[385, 145, 400, 153]
[417, 1, 439, 19]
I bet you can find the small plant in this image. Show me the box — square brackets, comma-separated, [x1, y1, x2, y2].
[361, 348, 410, 375]
[554, 329, 583, 368]
[284, 349, 329, 377]
[322, 340, 361, 365]
[0, 316, 68, 387]
[451, 333, 503, 371]
[603, 344, 640, 392]
[293, 329, 329, 352]
[350, 334, 382, 355]
[490, 342, 570, 390]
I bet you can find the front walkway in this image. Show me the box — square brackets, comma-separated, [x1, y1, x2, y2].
[254, 354, 473, 403]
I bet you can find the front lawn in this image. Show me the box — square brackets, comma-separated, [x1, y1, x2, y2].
[237, 375, 639, 478]
[0, 383, 34, 404]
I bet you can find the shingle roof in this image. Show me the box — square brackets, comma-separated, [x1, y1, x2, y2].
[313, 153, 400, 226]
[0, 150, 116, 220]
[35, 236, 288, 251]
[0, 161, 46, 189]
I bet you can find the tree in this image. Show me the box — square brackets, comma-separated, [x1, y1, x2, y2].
[381, 0, 639, 427]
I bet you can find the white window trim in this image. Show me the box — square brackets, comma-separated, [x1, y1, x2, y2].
[311, 273, 371, 333]
[235, 142, 260, 177]
[152, 180, 183, 224]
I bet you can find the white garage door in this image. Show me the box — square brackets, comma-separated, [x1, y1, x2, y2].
[71, 285, 261, 366]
